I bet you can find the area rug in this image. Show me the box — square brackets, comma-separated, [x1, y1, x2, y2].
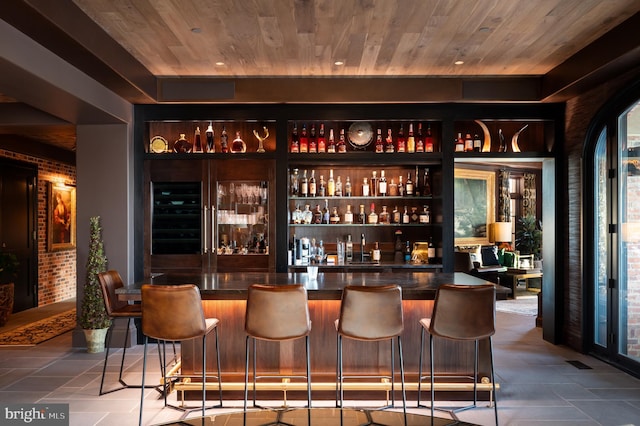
[0, 309, 76, 346]
[496, 295, 538, 316]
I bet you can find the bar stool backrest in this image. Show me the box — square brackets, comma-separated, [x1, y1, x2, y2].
[430, 284, 496, 341]
[141, 284, 207, 341]
[245, 284, 311, 341]
[98, 270, 130, 316]
[338, 285, 403, 341]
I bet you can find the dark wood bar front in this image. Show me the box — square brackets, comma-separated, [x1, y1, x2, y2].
[118, 272, 506, 399]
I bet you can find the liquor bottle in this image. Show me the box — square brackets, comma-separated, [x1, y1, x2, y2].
[318, 175, 326, 197]
[327, 169, 335, 196]
[455, 132, 464, 152]
[300, 169, 309, 197]
[318, 123, 326, 153]
[398, 175, 405, 196]
[327, 128, 336, 153]
[405, 172, 414, 196]
[425, 124, 434, 152]
[220, 126, 229, 153]
[309, 124, 317, 153]
[464, 133, 473, 152]
[322, 200, 330, 224]
[372, 242, 381, 263]
[337, 128, 347, 153]
[394, 232, 404, 263]
[330, 206, 340, 224]
[473, 134, 482, 152]
[346, 234, 353, 262]
[379, 205, 390, 224]
[344, 176, 352, 197]
[404, 241, 412, 263]
[388, 178, 398, 196]
[385, 128, 395, 153]
[410, 206, 419, 223]
[299, 123, 309, 153]
[427, 237, 436, 263]
[392, 206, 401, 224]
[290, 168, 299, 196]
[231, 131, 246, 153]
[344, 204, 354, 224]
[414, 165, 421, 196]
[406, 123, 415, 153]
[358, 204, 366, 224]
[371, 171, 378, 197]
[290, 123, 299, 153]
[308, 169, 317, 197]
[419, 205, 431, 224]
[375, 128, 384, 153]
[368, 202, 378, 224]
[313, 204, 323, 224]
[292, 205, 302, 224]
[205, 122, 215, 152]
[361, 177, 370, 197]
[379, 170, 387, 196]
[194, 126, 202, 152]
[396, 124, 406, 152]
[335, 176, 343, 197]
[422, 168, 432, 196]
[416, 123, 425, 153]
[402, 206, 410, 224]
[302, 204, 313, 224]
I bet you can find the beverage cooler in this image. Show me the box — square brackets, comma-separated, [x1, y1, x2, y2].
[144, 158, 276, 275]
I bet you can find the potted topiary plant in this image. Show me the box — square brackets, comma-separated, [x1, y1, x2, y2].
[0, 251, 19, 326]
[79, 216, 111, 352]
[515, 214, 543, 261]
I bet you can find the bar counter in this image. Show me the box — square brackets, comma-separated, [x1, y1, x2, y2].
[117, 272, 505, 401]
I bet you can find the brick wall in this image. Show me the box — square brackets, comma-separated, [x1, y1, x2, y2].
[0, 148, 76, 306]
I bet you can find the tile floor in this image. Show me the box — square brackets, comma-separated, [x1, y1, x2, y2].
[1, 303, 640, 426]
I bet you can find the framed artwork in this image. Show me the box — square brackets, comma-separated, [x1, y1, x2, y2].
[48, 182, 76, 251]
[454, 168, 496, 246]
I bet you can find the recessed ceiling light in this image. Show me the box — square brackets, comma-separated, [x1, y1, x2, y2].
[215, 62, 225, 66]
[334, 61, 344, 66]
[454, 60, 464, 65]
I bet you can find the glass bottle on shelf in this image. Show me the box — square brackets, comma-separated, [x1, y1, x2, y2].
[302, 205, 313, 224]
[379, 205, 390, 224]
[344, 204, 354, 224]
[344, 176, 352, 197]
[231, 131, 246, 153]
[388, 179, 398, 196]
[309, 170, 317, 197]
[464, 133, 474, 152]
[358, 204, 366, 224]
[330, 206, 340, 224]
[318, 175, 326, 197]
[419, 205, 430, 223]
[362, 177, 370, 197]
[313, 204, 323, 224]
[455, 132, 464, 152]
[407, 123, 415, 153]
[372, 242, 381, 262]
[327, 169, 335, 196]
[425, 124, 434, 152]
[371, 171, 378, 197]
[327, 128, 336, 153]
[416, 123, 424, 153]
[392, 205, 401, 224]
[346, 234, 353, 262]
[300, 169, 308, 197]
[318, 123, 326, 153]
[402, 206, 410, 224]
[290, 168, 299, 196]
[292, 205, 302, 224]
[414, 166, 421, 196]
[410, 207, 419, 223]
[379, 170, 387, 196]
[322, 200, 330, 224]
[368, 203, 378, 224]
[473, 134, 482, 152]
[405, 172, 414, 196]
[422, 168, 432, 196]
[173, 133, 192, 153]
[309, 124, 317, 153]
[335, 176, 343, 197]
[385, 128, 395, 153]
[290, 123, 299, 153]
[398, 175, 405, 196]
[206, 122, 215, 153]
[194, 126, 202, 152]
[405, 241, 412, 263]
[396, 124, 406, 152]
[220, 126, 229, 153]
[337, 128, 347, 153]
[375, 128, 384, 153]
[316, 239, 325, 263]
[427, 237, 436, 263]
[299, 123, 309, 153]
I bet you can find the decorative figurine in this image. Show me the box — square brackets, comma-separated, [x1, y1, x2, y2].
[511, 124, 528, 153]
[253, 126, 269, 153]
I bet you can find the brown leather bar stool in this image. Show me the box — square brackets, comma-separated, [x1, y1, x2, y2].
[138, 284, 222, 426]
[244, 284, 312, 411]
[417, 284, 498, 425]
[335, 285, 406, 417]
